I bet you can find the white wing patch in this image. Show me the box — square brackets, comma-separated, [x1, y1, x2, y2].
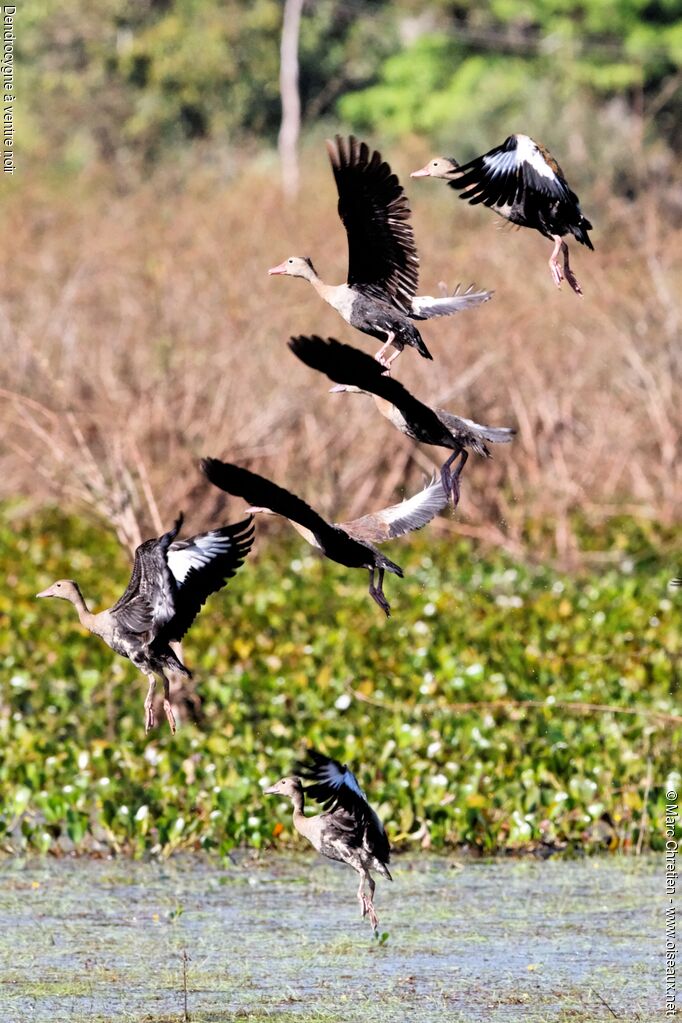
[167, 532, 234, 585]
[318, 759, 367, 802]
[411, 286, 492, 318]
[482, 148, 518, 179]
[515, 134, 556, 181]
[379, 479, 448, 537]
[484, 135, 556, 183]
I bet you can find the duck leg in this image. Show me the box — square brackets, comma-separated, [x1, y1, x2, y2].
[144, 674, 157, 733]
[356, 872, 378, 933]
[548, 235, 564, 288]
[368, 567, 391, 617]
[161, 671, 177, 734]
[441, 449, 468, 507]
[560, 241, 583, 296]
[374, 331, 395, 368]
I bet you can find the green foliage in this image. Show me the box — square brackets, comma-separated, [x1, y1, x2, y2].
[339, 1, 681, 149]
[1, 509, 679, 858]
[14, 0, 681, 168]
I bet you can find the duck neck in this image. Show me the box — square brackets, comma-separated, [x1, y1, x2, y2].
[70, 585, 96, 632]
[291, 789, 307, 830]
[308, 272, 341, 307]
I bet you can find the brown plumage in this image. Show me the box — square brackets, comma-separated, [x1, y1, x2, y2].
[265, 749, 391, 934]
[37, 514, 254, 734]
[201, 458, 448, 617]
[268, 136, 491, 366]
[288, 335, 515, 507]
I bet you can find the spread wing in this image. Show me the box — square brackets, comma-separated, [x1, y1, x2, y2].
[449, 134, 573, 208]
[110, 515, 183, 635]
[411, 283, 493, 319]
[297, 748, 390, 863]
[340, 478, 448, 545]
[288, 335, 446, 436]
[158, 517, 254, 643]
[327, 135, 419, 311]
[201, 459, 337, 544]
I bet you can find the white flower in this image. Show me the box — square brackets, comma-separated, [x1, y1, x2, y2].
[432, 774, 448, 786]
[427, 741, 442, 758]
[413, 620, 429, 635]
[248, 816, 260, 827]
[119, 806, 129, 816]
[134, 805, 149, 822]
[174, 817, 185, 832]
[62, 785, 74, 794]
[334, 693, 351, 711]
[423, 602, 436, 617]
[144, 746, 161, 766]
[77, 751, 89, 770]
[98, 777, 110, 787]
[465, 663, 483, 677]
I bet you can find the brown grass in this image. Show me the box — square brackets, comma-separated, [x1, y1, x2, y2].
[1, 136, 680, 559]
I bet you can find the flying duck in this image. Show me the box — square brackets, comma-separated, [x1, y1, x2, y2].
[411, 133, 594, 295]
[269, 135, 491, 367]
[37, 514, 254, 733]
[265, 749, 392, 933]
[288, 335, 515, 507]
[201, 458, 449, 616]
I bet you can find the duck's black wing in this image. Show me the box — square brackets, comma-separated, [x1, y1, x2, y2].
[288, 335, 448, 438]
[201, 459, 339, 545]
[297, 748, 390, 864]
[449, 133, 576, 209]
[327, 135, 419, 313]
[156, 517, 254, 643]
[110, 515, 183, 635]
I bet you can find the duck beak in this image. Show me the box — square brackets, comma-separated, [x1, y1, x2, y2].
[410, 162, 433, 178]
[263, 784, 279, 794]
[36, 587, 53, 598]
[329, 385, 346, 393]
[268, 261, 289, 276]
[245, 506, 267, 515]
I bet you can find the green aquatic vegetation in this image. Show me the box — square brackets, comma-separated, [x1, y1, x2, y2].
[1, 508, 680, 855]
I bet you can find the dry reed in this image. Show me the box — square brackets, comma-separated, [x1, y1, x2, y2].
[1, 138, 680, 560]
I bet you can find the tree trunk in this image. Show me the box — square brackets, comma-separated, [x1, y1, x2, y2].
[278, 0, 305, 199]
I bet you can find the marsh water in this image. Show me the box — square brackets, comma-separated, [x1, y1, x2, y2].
[0, 853, 659, 1022]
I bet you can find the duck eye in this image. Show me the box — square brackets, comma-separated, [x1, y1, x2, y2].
[288, 258, 294, 264]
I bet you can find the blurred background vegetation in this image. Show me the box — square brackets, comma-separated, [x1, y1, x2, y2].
[1, 1, 680, 855]
[16, 0, 682, 171]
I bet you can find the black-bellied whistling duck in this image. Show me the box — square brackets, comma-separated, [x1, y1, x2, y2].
[268, 135, 491, 367]
[265, 749, 392, 934]
[288, 335, 515, 507]
[37, 514, 254, 734]
[201, 458, 448, 617]
[411, 133, 594, 295]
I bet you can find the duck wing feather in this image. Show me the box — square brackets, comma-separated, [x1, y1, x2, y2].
[288, 335, 447, 437]
[296, 748, 390, 864]
[340, 478, 448, 545]
[201, 459, 339, 546]
[156, 517, 254, 643]
[326, 135, 419, 313]
[449, 134, 574, 209]
[110, 515, 183, 636]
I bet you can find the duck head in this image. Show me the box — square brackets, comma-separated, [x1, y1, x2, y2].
[36, 579, 81, 603]
[268, 256, 318, 281]
[411, 157, 460, 180]
[264, 776, 304, 799]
